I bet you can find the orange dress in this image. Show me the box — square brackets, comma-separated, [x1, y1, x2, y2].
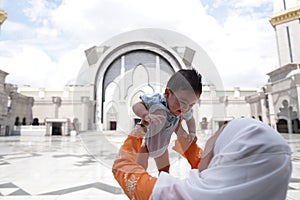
[112, 130, 203, 200]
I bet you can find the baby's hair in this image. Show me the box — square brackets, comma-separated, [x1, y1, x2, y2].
[167, 68, 202, 97]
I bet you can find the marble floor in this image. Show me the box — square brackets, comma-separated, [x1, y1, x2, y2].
[0, 131, 299, 199]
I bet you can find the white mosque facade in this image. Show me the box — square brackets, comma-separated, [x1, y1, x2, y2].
[16, 29, 256, 134]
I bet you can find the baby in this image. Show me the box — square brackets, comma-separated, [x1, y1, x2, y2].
[132, 68, 202, 173]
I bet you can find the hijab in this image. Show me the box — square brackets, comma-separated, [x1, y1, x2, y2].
[151, 118, 292, 200]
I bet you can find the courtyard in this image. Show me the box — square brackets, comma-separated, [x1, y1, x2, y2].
[0, 130, 299, 199]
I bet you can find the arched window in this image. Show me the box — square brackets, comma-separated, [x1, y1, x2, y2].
[7, 96, 11, 112]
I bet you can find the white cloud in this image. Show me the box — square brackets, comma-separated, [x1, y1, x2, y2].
[0, 0, 284, 88]
[49, 0, 207, 43]
[234, 0, 273, 8]
[206, 13, 277, 87]
[2, 20, 27, 33]
[23, 0, 57, 23]
[0, 43, 55, 86]
[1, 20, 34, 41]
[52, 44, 87, 87]
[0, 41, 85, 88]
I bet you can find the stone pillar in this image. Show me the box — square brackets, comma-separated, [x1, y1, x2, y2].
[52, 97, 61, 118]
[72, 118, 80, 133]
[296, 84, 300, 119]
[267, 93, 277, 130]
[45, 122, 51, 136]
[155, 56, 160, 93]
[62, 121, 69, 136]
[265, 84, 277, 129]
[27, 97, 34, 125]
[259, 92, 269, 123]
[88, 100, 96, 130]
[81, 96, 90, 131]
[120, 56, 125, 99]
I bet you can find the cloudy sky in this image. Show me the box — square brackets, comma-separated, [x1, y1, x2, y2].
[0, 0, 292, 88]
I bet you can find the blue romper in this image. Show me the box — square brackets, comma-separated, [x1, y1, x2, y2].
[140, 93, 193, 158]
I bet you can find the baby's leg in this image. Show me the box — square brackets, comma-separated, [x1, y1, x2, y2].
[136, 143, 149, 170]
[154, 149, 170, 174]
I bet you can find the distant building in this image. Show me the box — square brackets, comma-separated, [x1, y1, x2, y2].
[17, 84, 95, 135]
[246, 0, 300, 133]
[0, 70, 33, 136]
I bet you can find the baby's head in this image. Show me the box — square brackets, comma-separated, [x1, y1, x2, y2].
[165, 68, 202, 116]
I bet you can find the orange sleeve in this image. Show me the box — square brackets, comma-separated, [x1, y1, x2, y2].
[112, 131, 157, 200]
[173, 137, 203, 169]
[183, 142, 203, 169]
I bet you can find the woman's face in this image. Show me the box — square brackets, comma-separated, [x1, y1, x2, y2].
[198, 124, 226, 171]
[165, 88, 199, 116]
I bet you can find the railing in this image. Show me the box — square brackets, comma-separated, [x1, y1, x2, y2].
[14, 125, 46, 131]
[12, 125, 46, 136]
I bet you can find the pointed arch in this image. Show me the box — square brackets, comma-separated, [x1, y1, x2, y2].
[104, 100, 118, 130]
[95, 42, 183, 125]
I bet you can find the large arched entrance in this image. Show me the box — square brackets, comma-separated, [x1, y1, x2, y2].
[75, 28, 224, 131]
[97, 47, 179, 131]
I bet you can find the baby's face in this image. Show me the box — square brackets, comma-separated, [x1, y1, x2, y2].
[165, 88, 199, 116]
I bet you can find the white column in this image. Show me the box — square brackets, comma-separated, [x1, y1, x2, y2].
[155, 56, 160, 93]
[260, 93, 269, 123]
[61, 122, 65, 136]
[52, 97, 61, 118]
[81, 96, 90, 131]
[45, 122, 51, 136]
[96, 85, 103, 130]
[120, 55, 125, 99]
[296, 84, 300, 119]
[267, 93, 277, 130]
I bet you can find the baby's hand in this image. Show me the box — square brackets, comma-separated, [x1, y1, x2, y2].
[144, 113, 165, 125]
[131, 126, 145, 138]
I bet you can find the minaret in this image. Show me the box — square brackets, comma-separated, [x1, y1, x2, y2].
[269, 0, 300, 67]
[0, 9, 7, 26]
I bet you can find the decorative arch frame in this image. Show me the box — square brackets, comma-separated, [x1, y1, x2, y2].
[94, 41, 185, 126]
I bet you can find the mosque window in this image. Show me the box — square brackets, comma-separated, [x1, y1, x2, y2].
[7, 96, 11, 111]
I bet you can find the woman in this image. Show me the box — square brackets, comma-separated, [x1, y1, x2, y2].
[112, 118, 291, 200]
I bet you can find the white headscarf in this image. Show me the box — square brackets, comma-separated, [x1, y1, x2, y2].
[151, 118, 292, 200]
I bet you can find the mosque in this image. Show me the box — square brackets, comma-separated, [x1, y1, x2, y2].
[0, 0, 300, 136]
[247, 0, 300, 133]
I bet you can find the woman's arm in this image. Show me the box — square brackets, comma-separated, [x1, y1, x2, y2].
[112, 129, 157, 200]
[174, 118, 202, 169]
[173, 134, 203, 169]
